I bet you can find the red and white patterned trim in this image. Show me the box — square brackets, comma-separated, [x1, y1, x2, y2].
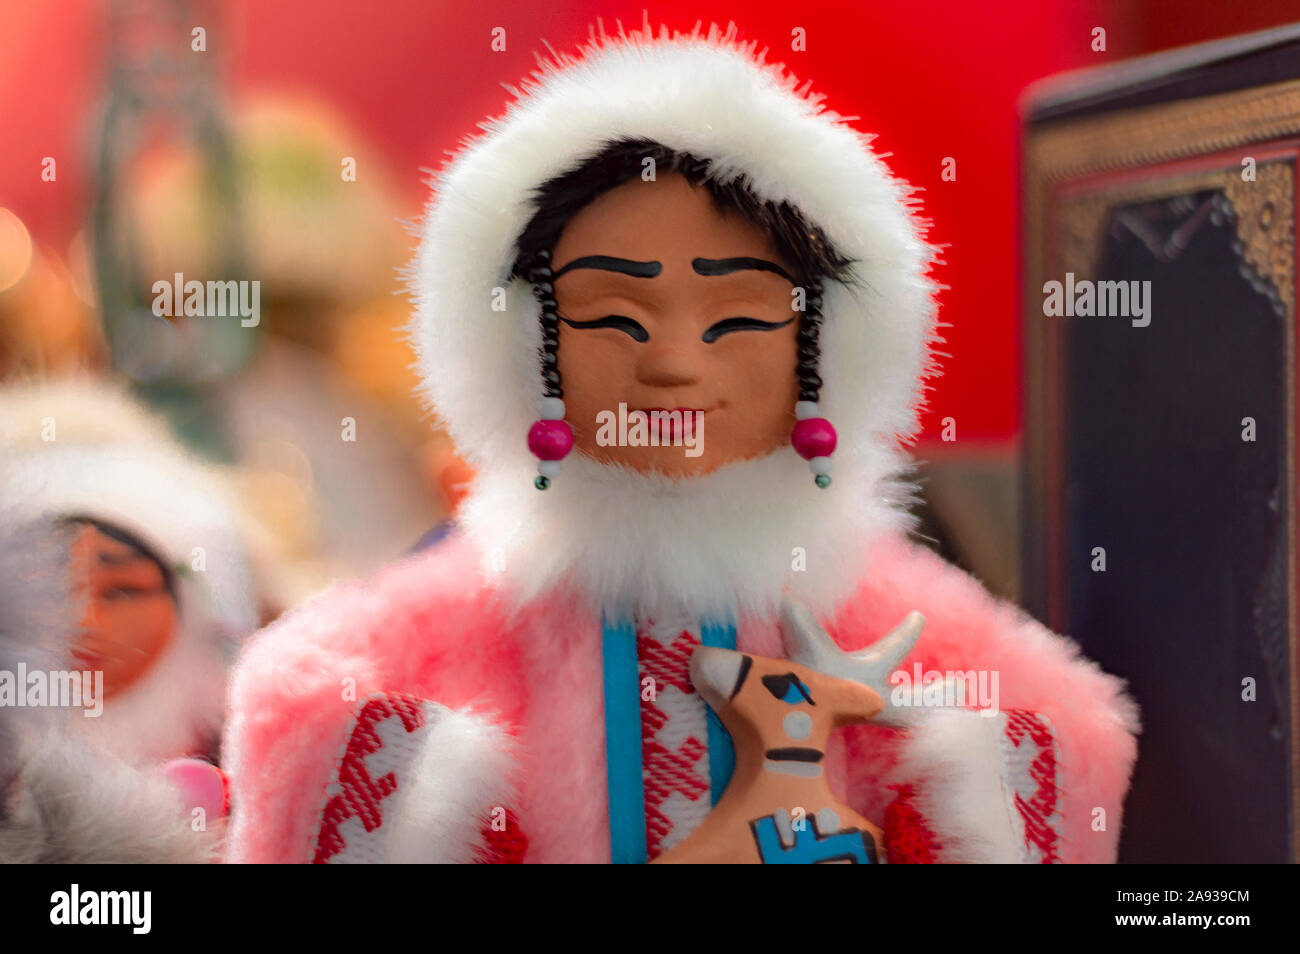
[887, 707, 1061, 864]
[312, 692, 520, 863]
[998, 709, 1061, 864]
[637, 619, 712, 858]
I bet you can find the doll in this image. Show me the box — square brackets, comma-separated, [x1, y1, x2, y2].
[0, 512, 222, 863]
[0, 380, 258, 767]
[653, 598, 923, 864]
[0, 380, 253, 858]
[224, 24, 1139, 864]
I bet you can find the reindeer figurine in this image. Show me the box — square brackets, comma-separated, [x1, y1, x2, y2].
[653, 597, 924, 864]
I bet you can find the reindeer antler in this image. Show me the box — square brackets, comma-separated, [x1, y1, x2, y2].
[780, 596, 925, 726]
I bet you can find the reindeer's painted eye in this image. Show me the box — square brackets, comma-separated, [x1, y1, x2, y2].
[761, 673, 815, 706]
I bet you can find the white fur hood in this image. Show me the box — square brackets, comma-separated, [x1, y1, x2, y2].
[409, 22, 939, 622]
[0, 380, 257, 762]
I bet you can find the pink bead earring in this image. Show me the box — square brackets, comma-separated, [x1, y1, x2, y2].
[528, 398, 573, 490]
[525, 249, 572, 490]
[793, 278, 834, 488]
[793, 401, 836, 488]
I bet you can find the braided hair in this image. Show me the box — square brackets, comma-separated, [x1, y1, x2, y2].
[511, 139, 854, 406]
[525, 250, 563, 398]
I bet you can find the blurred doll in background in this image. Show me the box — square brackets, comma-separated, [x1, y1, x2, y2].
[0, 380, 258, 764]
[0, 379, 259, 859]
[0, 511, 222, 863]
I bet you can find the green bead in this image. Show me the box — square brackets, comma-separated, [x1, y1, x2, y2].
[815, 474, 831, 489]
[535, 475, 551, 490]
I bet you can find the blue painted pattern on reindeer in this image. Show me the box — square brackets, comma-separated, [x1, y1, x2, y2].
[750, 814, 876, 864]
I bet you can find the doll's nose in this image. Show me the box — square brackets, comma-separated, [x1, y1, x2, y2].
[634, 341, 701, 388]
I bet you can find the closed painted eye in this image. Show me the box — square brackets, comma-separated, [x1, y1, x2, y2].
[701, 315, 796, 343]
[761, 672, 815, 706]
[559, 314, 649, 342]
[102, 586, 159, 601]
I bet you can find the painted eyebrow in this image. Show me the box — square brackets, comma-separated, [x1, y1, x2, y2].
[552, 255, 662, 280]
[692, 257, 797, 284]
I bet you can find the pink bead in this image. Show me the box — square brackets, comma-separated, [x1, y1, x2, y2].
[157, 758, 229, 818]
[791, 417, 837, 460]
[528, 419, 573, 460]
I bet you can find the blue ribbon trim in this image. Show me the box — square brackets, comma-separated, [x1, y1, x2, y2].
[602, 613, 646, 864]
[699, 617, 738, 805]
[602, 612, 739, 863]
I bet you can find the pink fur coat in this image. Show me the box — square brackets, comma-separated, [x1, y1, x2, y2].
[224, 530, 1138, 863]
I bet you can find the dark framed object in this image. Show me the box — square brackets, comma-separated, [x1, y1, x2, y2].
[1023, 26, 1300, 863]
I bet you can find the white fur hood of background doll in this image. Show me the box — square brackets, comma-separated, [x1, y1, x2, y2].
[409, 22, 940, 623]
[0, 512, 220, 862]
[0, 379, 259, 765]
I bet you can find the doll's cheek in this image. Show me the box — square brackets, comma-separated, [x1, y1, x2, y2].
[74, 598, 177, 697]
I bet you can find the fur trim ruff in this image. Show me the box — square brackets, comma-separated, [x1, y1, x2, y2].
[375, 704, 515, 864]
[0, 729, 220, 863]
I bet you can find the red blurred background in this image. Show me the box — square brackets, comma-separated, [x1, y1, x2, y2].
[7, 0, 1300, 444]
[3, 0, 1299, 600]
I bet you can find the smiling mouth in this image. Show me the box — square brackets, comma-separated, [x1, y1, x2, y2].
[72, 636, 138, 665]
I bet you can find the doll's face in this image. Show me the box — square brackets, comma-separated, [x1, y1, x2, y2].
[551, 174, 801, 477]
[68, 521, 178, 699]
